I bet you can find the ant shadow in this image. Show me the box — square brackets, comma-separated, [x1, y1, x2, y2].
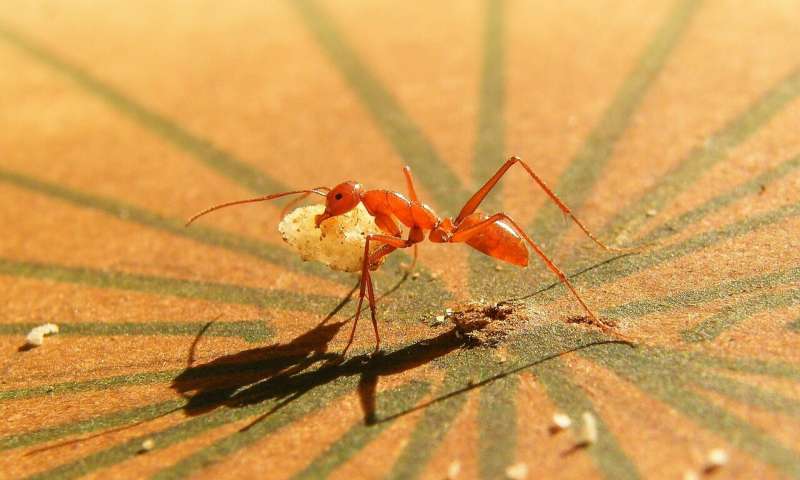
[172, 320, 627, 430]
[171, 319, 468, 429]
[171, 255, 634, 430]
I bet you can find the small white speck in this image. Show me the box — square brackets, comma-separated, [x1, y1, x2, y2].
[505, 462, 528, 480]
[552, 412, 572, 431]
[140, 438, 155, 452]
[579, 411, 598, 445]
[646, 209, 657, 217]
[447, 460, 461, 479]
[25, 323, 59, 347]
[683, 470, 700, 480]
[706, 448, 728, 470]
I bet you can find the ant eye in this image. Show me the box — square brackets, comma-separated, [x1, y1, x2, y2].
[334, 193, 343, 200]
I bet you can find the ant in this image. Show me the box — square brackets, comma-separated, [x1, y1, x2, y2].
[187, 156, 630, 356]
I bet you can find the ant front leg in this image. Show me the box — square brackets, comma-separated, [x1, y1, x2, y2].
[342, 234, 413, 357]
[455, 156, 625, 252]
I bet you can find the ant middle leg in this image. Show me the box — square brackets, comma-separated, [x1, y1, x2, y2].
[455, 156, 625, 252]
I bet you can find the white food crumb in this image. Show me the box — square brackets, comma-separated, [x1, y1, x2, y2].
[505, 462, 529, 480]
[706, 448, 728, 469]
[140, 438, 155, 452]
[25, 323, 59, 347]
[646, 209, 657, 217]
[552, 412, 572, 431]
[579, 411, 598, 445]
[447, 460, 461, 479]
[278, 204, 385, 273]
[445, 308, 453, 316]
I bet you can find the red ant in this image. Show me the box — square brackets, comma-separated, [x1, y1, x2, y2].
[187, 156, 628, 356]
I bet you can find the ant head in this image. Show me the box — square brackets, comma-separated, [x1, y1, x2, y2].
[315, 181, 363, 227]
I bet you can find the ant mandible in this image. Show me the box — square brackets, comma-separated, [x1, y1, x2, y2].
[186, 156, 627, 356]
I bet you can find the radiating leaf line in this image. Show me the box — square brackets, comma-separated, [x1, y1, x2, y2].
[692, 373, 800, 419]
[478, 375, 518, 480]
[150, 377, 357, 480]
[0, 167, 345, 282]
[0, 257, 338, 315]
[541, 202, 800, 300]
[386, 358, 475, 480]
[0, 23, 288, 196]
[528, 0, 702, 246]
[290, 0, 470, 212]
[0, 320, 273, 343]
[682, 288, 800, 342]
[0, 349, 326, 402]
[605, 66, 800, 239]
[510, 333, 641, 480]
[0, 370, 179, 402]
[582, 343, 800, 477]
[659, 350, 800, 383]
[472, 0, 507, 190]
[0, 399, 185, 452]
[787, 317, 800, 332]
[24, 390, 286, 480]
[640, 153, 800, 244]
[603, 266, 800, 320]
[469, 0, 516, 301]
[631, 346, 800, 418]
[289, 381, 431, 480]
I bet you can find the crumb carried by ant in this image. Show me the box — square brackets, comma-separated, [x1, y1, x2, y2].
[278, 204, 384, 272]
[551, 412, 572, 433]
[431, 314, 446, 326]
[447, 460, 462, 479]
[704, 448, 728, 472]
[505, 462, 529, 480]
[577, 411, 598, 446]
[25, 323, 59, 347]
[139, 438, 155, 453]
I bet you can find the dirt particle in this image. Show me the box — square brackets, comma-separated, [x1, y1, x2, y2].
[450, 301, 537, 347]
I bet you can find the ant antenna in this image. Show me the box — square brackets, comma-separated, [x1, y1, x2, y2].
[185, 188, 329, 226]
